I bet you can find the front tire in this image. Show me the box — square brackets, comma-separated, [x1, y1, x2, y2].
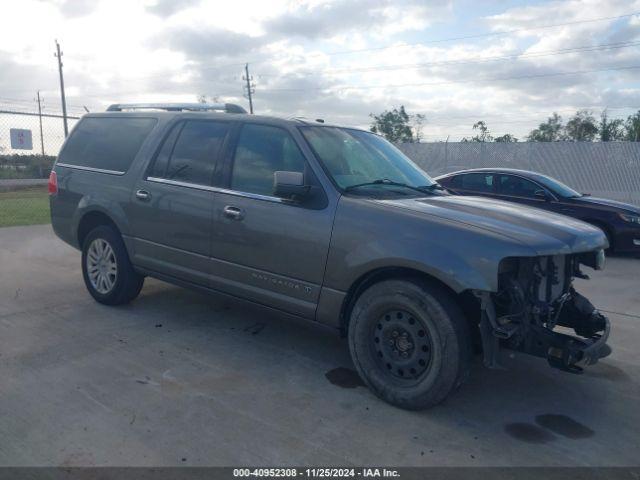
[81, 225, 144, 305]
[348, 279, 471, 410]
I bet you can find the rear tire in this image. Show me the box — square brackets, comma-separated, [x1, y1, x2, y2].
[348, 279, 471, 410]
[81, 225, 144, 305]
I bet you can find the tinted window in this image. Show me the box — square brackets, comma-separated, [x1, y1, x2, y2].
[231, 124, 305, 196]
[148, 123, 182, 178]
[460, 173, 494, 192]
[59, 117, 156, 172]
[158, 120, 229, 185]
[444, 175, 462, 187]
[535, 175, 580, 198]
[499, 175, 541, 198]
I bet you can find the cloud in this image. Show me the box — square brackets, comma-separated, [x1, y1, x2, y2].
[264, 0, 386, 39]
[263, 0, 448, 40]
[152, 27, 258, 58]
[0, 53, 58, 100]
[4, 0, 640, 141]
[606, 15, 640, 43]
[37, 0, 98, 17]
[146, 0, 202, 18]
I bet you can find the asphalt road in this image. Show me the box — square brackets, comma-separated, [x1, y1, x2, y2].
[1, 225, 638, 467]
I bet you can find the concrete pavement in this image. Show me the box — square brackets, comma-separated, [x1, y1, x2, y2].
[0, 225, 638, 466]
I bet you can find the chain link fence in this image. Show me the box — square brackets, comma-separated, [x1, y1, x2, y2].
[0, 109, 79, 227]
[399, 141, 640, 207]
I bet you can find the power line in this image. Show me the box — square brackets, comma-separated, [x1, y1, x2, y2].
[75, 87, 244, 100]
[78, 36, 640, 99]
[5, 13, 636, 103]
[423, 105, 640, 120]
[420, 107, 640, 125]
[75, 61, 640, 101]
[2, 11, 637, 107]
[62, 38, 638, 97]
[256, 40, 640, 78]
[117, 11, 640, 78]
[0, 96, 85, 110]
[0, 101, 86, 115]
[263, 64, 640, 93]
[303, 11, 640, 58]
[0, 109, 81, 120]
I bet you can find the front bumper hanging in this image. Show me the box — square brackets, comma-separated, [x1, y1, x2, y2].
[477, 288, 611, 374]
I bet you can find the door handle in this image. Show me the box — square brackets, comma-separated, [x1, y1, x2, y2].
[136, 189, 151, 201]
[223, 205, 244, 220]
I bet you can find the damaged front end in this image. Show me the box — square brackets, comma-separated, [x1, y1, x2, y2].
[475, 250, 610, 374]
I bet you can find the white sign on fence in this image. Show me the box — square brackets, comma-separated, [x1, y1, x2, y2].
[10, 128, 33, 150]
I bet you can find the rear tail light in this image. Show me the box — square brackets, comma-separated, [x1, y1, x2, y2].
[48, 171, 58, 195]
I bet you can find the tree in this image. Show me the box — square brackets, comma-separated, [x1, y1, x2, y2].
[370, 106, 424, 143]
[196, 94, 220, 104]
[625, 110, 640, 141]
[466, 121, 493, 142]
[598, 110, 625, 141]
[565, 110, 598, 141]
[527, 113, 565, 141]
[494, 133, 518, 142]
[413, 113, 426, 143]
[460, 121, 516, 142]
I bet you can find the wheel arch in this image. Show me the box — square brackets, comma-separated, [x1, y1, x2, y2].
[338, 266, 476, 336]
[77, 210, 122, 248]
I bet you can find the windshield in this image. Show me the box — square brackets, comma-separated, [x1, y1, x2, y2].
[535, 174, 582, 198]
[300, 126, 436, 192]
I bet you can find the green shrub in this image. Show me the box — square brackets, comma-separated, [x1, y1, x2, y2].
[0, 154, 56, 179]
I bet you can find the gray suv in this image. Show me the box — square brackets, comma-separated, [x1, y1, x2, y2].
[50, 103, 611, 409]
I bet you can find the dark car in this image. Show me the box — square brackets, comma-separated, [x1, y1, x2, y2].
[49, 104, 610, 410]
[436, 168, 640, 253]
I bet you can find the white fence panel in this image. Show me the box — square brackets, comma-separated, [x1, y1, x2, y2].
[399, 142, 640, 206]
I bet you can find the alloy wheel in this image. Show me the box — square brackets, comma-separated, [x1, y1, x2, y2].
[86, 238, 118, 294]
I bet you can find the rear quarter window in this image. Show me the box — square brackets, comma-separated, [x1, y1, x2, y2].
[58, 117, 157, 173]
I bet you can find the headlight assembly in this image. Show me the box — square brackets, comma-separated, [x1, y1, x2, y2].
[619, 213, 640, 224]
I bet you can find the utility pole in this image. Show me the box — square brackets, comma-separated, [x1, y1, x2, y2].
[54, 39, 69, 137]
[36, 91, 45, 155]
[243, 63, 254, 114]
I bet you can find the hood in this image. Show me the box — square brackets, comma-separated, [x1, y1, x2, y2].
[572, 195, 640, 214]
[374, 195, 607, 255]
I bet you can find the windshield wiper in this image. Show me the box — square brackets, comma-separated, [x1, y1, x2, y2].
[344, 179, 436, 195]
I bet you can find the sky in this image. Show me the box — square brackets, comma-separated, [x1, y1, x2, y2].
[1, 0, 639, 141]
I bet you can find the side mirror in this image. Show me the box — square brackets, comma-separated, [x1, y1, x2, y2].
[274, 171, 310, 200]
[534, 189, 550, 201]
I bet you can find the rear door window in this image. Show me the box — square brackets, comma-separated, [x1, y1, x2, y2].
[150, 120, 230, 186]
[58, 117, 157, 172]
[460, 173, 494, 193]
[498, 175, 541, 198]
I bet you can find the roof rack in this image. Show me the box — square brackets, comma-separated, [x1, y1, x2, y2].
[289, 116, 325, 124]
[105, 103, 247, 114]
